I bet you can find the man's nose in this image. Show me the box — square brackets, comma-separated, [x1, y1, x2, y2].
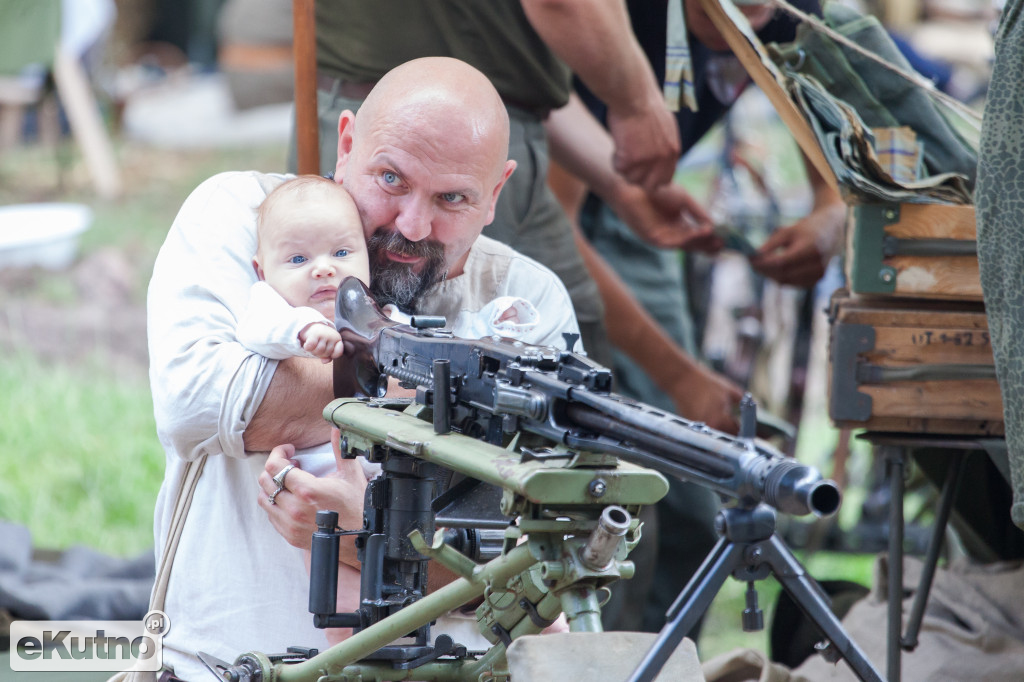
[394, 194, 432, 243]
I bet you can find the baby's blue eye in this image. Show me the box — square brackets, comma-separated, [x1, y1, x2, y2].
[290, 255, 307, 264]
[334, 249, 350, 258]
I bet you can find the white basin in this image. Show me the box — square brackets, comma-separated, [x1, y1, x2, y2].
[0, 203, 93, 270]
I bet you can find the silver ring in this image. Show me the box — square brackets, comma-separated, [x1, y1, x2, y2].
[273, 464, 296, 489]
[268, 463, 294, 505]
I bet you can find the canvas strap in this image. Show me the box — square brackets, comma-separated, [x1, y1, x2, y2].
[151, 456, 207, 611]
[105, 456, 206, 682]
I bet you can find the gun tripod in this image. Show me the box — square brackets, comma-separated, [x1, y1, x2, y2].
[628, 504, 884, 682]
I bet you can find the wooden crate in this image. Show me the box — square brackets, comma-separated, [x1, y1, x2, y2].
[828, 291, 1003, 435]
[845, 203, 980, 301]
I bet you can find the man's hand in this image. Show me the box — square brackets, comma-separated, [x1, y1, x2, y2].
[607, 100, 681, 191]
[610, 181, 722, 251]
[257, 435, 367, 561]
[667, 363, 745, 435]
[299, 322, 345, 362]
[749, 200, 845, 288]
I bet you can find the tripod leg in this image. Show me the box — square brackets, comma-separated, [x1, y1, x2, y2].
[763, 535, 885, 682]
[885, 445, 905, 682]
[627, 538, 747, 682]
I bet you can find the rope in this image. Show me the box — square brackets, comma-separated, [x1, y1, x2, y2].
[768, 0, 984, 126]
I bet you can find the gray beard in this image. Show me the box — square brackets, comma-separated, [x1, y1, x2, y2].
[367, 230, 447, 313]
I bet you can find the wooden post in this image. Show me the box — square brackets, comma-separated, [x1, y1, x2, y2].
[293, 0, 319, 175]
[52, 48, 123, 199]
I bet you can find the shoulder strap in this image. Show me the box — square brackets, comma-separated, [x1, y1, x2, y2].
[151, 456, 207, 611]
[106, 458, 206, 682]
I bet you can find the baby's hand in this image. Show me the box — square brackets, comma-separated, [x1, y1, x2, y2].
[299, 323, 344, 362]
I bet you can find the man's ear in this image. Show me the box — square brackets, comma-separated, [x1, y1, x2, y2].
[335, 110, 357, 181]
[484, 159, 517, 226]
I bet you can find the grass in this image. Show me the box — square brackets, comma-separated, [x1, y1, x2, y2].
[0, 352, 163, 557]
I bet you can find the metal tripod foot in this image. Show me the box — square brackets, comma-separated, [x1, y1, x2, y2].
[627, 505, 884, 682]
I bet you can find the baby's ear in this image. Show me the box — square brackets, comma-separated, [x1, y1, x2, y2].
[252, 256, 265, 281]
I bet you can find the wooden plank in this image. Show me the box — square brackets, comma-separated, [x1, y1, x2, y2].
[835, 298, 988, 327]
[831, 415, 1004, 436]
[845, 203, 982, 300]
[828, 292, 1004, 434]
[865, 326, 994, 366]
[696, 0, 839, 194]
[884, 204, 977, 240]
[888, 256, 981, 299]
[862, 381, 1003, 420]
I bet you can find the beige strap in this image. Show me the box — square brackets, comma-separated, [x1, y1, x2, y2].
[104, 458, 206, 682]
[151, 456, 207, 611]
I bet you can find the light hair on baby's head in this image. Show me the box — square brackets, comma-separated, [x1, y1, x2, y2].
[256, 175, 356, 244]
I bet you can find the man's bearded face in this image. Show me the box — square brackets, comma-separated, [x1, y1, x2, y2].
[367, 229, 447, 312]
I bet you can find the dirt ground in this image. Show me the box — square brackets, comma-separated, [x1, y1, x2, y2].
[0, 248, 148, 376]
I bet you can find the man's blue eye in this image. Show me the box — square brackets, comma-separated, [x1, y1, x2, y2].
[383, 171, 399, 185]
[290, 255, 307, 264]
[442, 192, 464, 204]
[334, 249, 350, 258]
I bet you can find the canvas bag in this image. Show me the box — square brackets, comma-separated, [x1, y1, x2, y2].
[765, 2, 977, 204]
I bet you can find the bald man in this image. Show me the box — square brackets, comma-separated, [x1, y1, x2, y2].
[147, 58, 582, 679]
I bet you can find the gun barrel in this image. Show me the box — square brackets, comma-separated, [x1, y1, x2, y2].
[563, 402, 840, 517]
[754, 457, 841, 517]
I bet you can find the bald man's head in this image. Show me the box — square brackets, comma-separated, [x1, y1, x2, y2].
[331, 57, 517, 311]
[354, 57, 511, 186]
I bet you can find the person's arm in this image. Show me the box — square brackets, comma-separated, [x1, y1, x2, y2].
[300, 323, 345, 361]
[548, 161, 744, 433]
[748, 152, 845, 288]
[572, 223, 743, 432]
[244, 356, 335, 451]
[545, 94, 721, 252]
[520, 0, 680, 189]
[237, 280, 337, 360]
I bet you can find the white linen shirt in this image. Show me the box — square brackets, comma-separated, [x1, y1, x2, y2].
[147, 171, 581, 680]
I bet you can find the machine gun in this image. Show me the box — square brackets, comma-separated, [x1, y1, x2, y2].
[207, 278, 883, 682]
[332, 278, 839, 518]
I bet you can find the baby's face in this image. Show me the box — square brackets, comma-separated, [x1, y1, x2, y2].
[255, 193, 370, 320]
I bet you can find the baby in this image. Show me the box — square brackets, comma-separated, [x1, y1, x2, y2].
[239, 175, 368, 364]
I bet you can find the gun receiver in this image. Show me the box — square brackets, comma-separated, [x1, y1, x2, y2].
[333, 277, 840, 518]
